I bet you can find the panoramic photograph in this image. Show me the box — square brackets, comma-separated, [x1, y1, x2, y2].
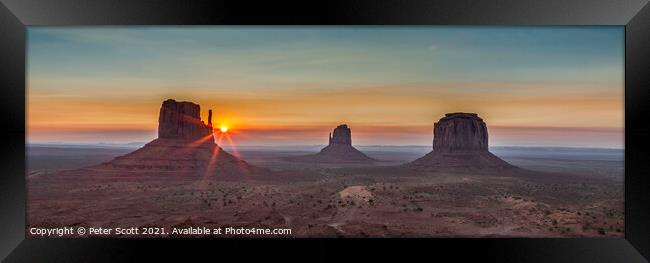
[26, 27, 624, 238]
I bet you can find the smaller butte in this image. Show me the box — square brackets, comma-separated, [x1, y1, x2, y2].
[285, 124, 375, 163]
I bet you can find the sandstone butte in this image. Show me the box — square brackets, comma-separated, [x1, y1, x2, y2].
[95, 99, 253, 176]
[407, 112, 515, 171]
[286, 124, 375, 163]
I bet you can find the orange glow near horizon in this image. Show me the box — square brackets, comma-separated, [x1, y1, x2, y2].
[27, 83, 623, 141]
[25, 68, 625, 149]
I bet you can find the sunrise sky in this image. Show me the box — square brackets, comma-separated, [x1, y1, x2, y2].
[27, 27, 624, 148]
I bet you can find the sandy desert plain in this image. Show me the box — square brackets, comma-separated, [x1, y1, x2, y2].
[26, 143, 624, 238]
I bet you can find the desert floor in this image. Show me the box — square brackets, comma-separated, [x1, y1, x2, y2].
[26, 146, 624, 238]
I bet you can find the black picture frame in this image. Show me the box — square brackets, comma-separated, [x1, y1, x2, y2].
[1, 0, 649, 262]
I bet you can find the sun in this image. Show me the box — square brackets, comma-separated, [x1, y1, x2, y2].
[219, 125, 229, 133]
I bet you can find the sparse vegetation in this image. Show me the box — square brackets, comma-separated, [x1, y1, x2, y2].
[28, 143, 624, 238]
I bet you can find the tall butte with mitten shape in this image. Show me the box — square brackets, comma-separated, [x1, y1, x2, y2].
[286, 124, 375, 163]
[407, 113, 515, 171]
[96, 99, 252, 176]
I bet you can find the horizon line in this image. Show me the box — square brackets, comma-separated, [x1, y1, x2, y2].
[26, 142, 625, 150]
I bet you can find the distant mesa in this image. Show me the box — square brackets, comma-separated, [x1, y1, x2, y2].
[406, 112, 515, 171]
[285, 124, 375, 163]
[96, 99, 253, 176]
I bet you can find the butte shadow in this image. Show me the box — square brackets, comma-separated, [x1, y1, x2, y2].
[283, 124, 377, 164]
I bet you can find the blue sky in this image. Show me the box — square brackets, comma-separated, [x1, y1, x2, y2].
[28, 27, 623, 85]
